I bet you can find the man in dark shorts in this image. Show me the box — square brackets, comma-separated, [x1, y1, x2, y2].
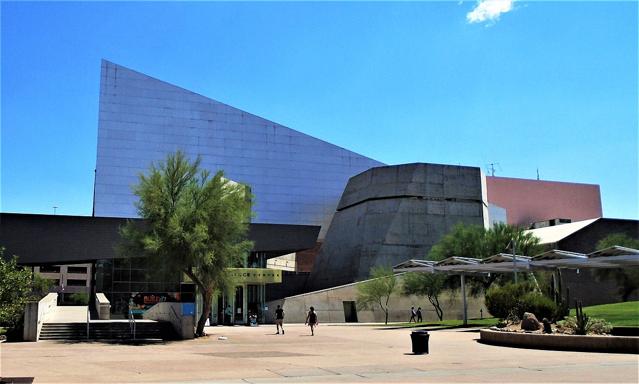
[275, 305, 285, 334]
[305, 306, 318, 336]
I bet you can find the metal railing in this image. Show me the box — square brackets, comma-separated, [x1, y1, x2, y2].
[86, 307, 90, 340]
[128, 310, 136, 340]
[169, 305, 180, 324]
[168, 304, 181, 336]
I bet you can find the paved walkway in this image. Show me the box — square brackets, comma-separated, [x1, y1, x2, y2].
[1, 324, 637, 383]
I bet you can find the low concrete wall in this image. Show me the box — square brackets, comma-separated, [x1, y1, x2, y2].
[23, 293, 58, 341]
[95, 293, 111, 320]
[480, 329, 639, 354]
[144, 302, 194, 339]
[266, 276, 485, 324]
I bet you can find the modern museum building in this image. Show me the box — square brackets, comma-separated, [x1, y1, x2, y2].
[0, 61, 613, 324]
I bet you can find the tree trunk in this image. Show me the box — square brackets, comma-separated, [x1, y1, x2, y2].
[428, 295, 444, 321]
[384, 309, 388, 325]
[196, 289, 213, 337]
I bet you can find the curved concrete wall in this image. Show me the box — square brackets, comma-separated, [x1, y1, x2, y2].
[480, 329, 639, 354]
[309, 163, 486, 290]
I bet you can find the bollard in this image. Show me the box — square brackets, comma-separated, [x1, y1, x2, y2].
[410, 330, 430, 354]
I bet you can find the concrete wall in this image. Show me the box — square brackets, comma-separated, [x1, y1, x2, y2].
[309, 163, 486, 290]
[95, 293, 111, 320]
[23, 293, 58, 341]
[143, 302, 194, 339]
[486, 176, 602, 227]
[94, 60, 383, 237]
[266, 276, 485, 324]
[34, 263, 92, 295]
[480, 329, 639, 354]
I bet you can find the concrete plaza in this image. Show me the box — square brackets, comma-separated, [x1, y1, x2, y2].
[1, 324, 637, 383]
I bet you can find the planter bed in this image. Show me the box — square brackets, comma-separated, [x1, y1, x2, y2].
[479, 329, 639, 354]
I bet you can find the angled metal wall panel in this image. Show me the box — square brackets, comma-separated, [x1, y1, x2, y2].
[94, 60, 384, 233]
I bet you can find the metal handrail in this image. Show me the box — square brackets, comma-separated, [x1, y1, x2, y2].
[169, 305, 180, 323]
[128, 310, 136, 340]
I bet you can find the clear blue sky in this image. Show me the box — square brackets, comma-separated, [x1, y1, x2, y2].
[2, 1, 637, 219]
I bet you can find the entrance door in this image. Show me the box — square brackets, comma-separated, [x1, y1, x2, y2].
[216, 295, 224, 326]
[234, 286, 244, 324]
[343, 301, 358, 323]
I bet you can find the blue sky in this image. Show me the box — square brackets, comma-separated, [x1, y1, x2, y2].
[1, 1, 637, 219]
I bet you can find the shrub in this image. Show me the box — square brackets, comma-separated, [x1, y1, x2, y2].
[485, 281, 560, 321]
[485, 282, 530, 319]
[68, 292, 89, 305]
[558, 316, 612, 335]
[485, 281, 538, 319]
[588, 318, 613, 335]
[520, 293, 558, 321]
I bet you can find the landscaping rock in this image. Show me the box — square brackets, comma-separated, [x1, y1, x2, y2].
[521, 312, 541, 331]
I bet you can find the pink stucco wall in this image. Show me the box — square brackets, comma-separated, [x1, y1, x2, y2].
[486, 176, 602, 227]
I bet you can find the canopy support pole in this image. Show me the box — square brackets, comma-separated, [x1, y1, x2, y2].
[461, 273, 467, 326]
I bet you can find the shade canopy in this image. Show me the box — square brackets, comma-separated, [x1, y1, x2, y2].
[392, 246, 639, 275]
[392, 259, 436, 273]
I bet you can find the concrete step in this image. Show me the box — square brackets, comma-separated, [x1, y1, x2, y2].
[40, 320, 175, 341]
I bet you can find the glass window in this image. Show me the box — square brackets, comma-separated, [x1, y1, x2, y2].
[39, 265, 60, 273]
[67, 266, 88, 274]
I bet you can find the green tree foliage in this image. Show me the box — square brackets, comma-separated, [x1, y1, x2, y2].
[429, 223, 541, 261]
[0, 249, 51, 329]
[595, 233, 639, 301]
[428, 224, 486, 261]
[596, 233, 639, 250]
[120, 151, 253, 336]
[427, 223, 541, 295]
[356, 267, 398, 324]
[402, 272, 447, 320]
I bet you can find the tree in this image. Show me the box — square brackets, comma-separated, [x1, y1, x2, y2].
[120, 151, 253, 337]
[596, 233, 639, 250]
[427, 223, 542, 295]
[0, 249, 51, 330]
[356, 266, 398, 324]
[428, 223, 541, 261]
[402, 272, 447, 320]
[594, 233, 639, 301]
[0, 252, 33, 329]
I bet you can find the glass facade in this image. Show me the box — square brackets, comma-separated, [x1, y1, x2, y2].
[95, 252, 276, 323]
[95, 257, 182, 318]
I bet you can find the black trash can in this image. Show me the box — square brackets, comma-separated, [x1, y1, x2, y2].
[410, 330, 429, 354]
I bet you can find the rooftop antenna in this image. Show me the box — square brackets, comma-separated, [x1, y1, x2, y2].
[486, 162, 501, 177]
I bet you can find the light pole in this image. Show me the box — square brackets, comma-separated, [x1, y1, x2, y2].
[512, 238, 518, 283]
[53, 206, 58, 215]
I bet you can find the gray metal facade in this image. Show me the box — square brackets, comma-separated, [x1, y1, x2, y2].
[308, 163, 488, 290]
[95, 60, 384, 233]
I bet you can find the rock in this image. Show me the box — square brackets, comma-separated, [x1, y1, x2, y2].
[521, 312, 541, 331]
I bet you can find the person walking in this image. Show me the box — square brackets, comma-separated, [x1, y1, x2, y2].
[305, 306, 318, 336]
[417, 307, 423, 323]
[409, 306, 417, 323]
[275, 305, 285, 334]
[224, 304, 233, 325]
